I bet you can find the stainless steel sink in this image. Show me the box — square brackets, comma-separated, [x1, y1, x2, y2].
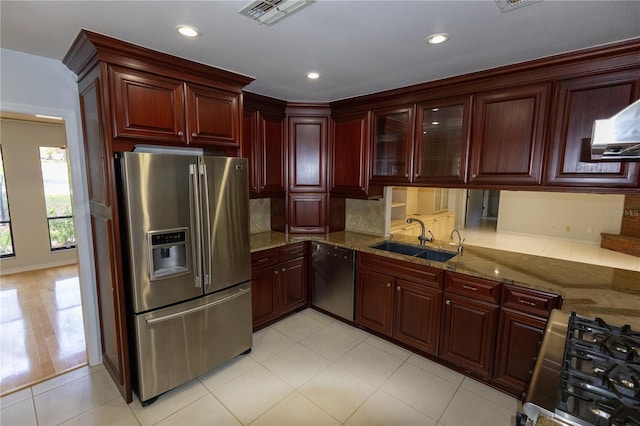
[369, 241, 457, 262]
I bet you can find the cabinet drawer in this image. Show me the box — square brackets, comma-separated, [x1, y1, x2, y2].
[502, 284, 562, 317]
[279, 242, 305, 262]
[445, 272, 501, 304]
[251, 248, 278, 269]
[358, 252, 444, 289]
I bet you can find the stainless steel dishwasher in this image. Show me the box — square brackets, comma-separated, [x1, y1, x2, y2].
[311, 242, 356, 321]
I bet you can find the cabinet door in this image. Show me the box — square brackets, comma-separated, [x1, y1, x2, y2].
[546, 70, 640, 188]
[280, 257, 307, 314]
[493, 309, 546, 396]
[109, 66, 186, 143]
[469, 84, 549, 185]
[242, 108, 261, 196]
[251, 266, 280, 329]
[288, 193, 327, 234]
[185, 83, 240, 147]
[370, 106, 414, 184]
[440, 293, 499, 376]
[259, 111, 286, 196]
[355, 269, 394, 335]
[393, 279, 442, 355]
[330, 112, 382, 198]
[288, 115, 328, 192]
[414, 97, 470, 184]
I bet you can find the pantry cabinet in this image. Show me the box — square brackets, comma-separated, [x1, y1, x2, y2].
[468, 84, 549, 186]
[546, 70, 640, 188]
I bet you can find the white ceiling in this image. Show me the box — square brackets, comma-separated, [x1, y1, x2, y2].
[1, 1, 639, 103]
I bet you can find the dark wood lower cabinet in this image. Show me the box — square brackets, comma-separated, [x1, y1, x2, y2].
[440, 292, 499, 376]
[356, 268, 394, 335]
[493, 309, 546, 396]
[393, 279, 442, 355]
[355, 253, 444, 356]
[251, 264, 280, 328]
[251, 243, 307, 329]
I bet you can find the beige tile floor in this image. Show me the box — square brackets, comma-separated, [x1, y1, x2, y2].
[461, 221, 640, 272]
[1, 308, 519, 426]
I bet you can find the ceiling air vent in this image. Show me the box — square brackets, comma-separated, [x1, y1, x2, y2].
[495, 0, 542, 13]
[239, 0, 314, 25]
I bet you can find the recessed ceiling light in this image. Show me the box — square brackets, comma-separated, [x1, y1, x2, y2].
[177, 25, 200, 37]
[426, 33, 449, 45]
[306, 72, 320, 79]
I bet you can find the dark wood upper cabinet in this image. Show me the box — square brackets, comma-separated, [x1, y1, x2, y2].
[109, 66, 242, 148]
[469, 84, 550, 186]
[414, 96, 471, 185]
[185, 83, 240, 147]
[546, 70, 640, 188]
[110, 66, 186, 143]
[288, 115, 328, 192]
[242, 94, 286, 198]
[330, 111, 382, 198]
[370, 106, 415, 185]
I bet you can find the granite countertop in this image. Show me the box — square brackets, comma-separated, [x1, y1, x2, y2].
[250, 230, 640, 329]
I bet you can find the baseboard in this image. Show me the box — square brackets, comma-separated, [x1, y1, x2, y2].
[0, 259, 78, 276]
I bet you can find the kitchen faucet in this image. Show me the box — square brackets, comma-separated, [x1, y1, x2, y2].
[450, 229, 465, 255]
[406, 218, 434, 245]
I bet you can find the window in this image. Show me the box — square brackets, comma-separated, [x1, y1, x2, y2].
[0, 145, 15, 257]
[39, 147, 76, 250]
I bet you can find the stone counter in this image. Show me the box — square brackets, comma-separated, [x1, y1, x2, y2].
[250, 231, 640, 329]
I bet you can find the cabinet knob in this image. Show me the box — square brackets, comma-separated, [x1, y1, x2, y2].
[282, 268, 285, 272]
[386, 283, 391, 288]
[445, 300, 451, 305]
[192, 132, 197, 138]
[471, 173, 477, 179]
[404, 173, 409, 178]
[178, 130, 184, 137]
[396, 286, 401, 291]
[275, 271, 278, 275]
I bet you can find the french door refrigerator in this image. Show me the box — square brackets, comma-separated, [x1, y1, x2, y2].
[117, 151, 252, 405]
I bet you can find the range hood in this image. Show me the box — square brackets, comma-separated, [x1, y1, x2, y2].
[591, 99, 640, 160]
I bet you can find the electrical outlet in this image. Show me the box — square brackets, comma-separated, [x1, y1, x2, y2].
[565, 226, 571, 232]
[587, 227, 593, 234]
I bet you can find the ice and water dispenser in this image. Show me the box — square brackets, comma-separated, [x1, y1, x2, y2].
[147, 228, 189, 280]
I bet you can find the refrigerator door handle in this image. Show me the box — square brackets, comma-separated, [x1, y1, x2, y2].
[200, 162, 212, 288]
[189, 163, 203, 288]
[145, 285, 250, 325]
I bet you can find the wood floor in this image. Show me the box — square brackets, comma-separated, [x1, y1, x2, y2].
[0, 264, 87, 396]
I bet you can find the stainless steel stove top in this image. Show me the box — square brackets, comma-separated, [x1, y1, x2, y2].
[523, 310, 640, 426]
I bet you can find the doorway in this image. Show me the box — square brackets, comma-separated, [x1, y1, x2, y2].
[0, 113, 87, 395]
[465, 189, 500, 230]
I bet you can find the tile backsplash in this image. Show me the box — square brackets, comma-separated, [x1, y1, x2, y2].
[250, 198, 271, 234]
[345, 198, 386, 236]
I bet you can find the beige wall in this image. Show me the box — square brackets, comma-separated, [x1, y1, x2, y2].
[1, 117, 77, 274]
[497, 190, 624, 243]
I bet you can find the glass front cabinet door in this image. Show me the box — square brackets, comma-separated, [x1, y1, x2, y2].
[370, 106, 414, 185]
[414, 96, 471, 184]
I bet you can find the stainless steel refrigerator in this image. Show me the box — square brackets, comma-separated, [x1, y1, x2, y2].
[117, 151, 252, 405]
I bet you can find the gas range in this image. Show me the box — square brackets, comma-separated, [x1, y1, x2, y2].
[523, 310, 640, 426]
